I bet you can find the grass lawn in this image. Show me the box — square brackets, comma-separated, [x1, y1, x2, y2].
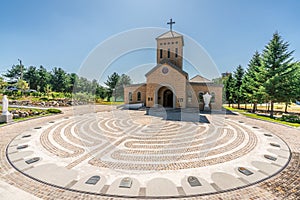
[227, 103, 300, 113]
[224, 106, 300, 128]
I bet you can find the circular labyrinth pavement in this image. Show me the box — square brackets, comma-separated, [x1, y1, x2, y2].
[6, 109, 291, 198]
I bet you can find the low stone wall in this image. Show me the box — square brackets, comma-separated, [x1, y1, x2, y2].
[10, 109, 46, 119]
[0, 99, 88, 107]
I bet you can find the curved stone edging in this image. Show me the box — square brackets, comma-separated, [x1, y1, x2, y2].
[5, 110, 292, 199]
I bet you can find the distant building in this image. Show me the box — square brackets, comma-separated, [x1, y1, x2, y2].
[124, 24, 222, 110]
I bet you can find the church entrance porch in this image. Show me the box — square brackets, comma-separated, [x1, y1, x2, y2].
[156, 86, 175, 108]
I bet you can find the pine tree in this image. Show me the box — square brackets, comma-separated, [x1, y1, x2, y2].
[233, 65, 244, 109]
[50, 67, 69, 92]
[279, 61, 300, 112]
[115, 74, 132, 101]
[296, 62, 300, 101]
[241, 51, 265, 112]
[3, 64, 26, 80]
[240, 72, 251, 110]
[224, 74, 235, 107]
[104, 72, 120, 102]
[261, 32, 295, 117]
[23, 66, 40, 90]
[37, 66, 51, 93]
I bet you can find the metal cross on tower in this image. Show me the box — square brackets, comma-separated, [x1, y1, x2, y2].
[167, 18, 175, 31]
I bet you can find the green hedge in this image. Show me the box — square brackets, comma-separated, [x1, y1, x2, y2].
[46, 108, 62, 114]
[280, 115, 300, 123]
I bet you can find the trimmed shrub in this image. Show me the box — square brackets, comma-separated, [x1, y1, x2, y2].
[280, 115, 300, 123]
[46, 108, 62, 114]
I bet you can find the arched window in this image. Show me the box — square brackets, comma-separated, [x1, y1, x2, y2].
[211, 92, 216, 103]
[198, 92, 204, 103]
[129, 92, 132, 102]
[160, 49, 163, 58]
[137, 92, 141, 101]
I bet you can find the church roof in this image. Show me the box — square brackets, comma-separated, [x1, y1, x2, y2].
[190, 82, 223, 87]
[156, 31, 183, 39]
[189, 75, 212, 83]
[125, 83, 146, 88]
[145, 59, 188, 78]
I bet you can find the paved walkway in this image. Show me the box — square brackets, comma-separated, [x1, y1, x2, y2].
[0, 105, 299, 199]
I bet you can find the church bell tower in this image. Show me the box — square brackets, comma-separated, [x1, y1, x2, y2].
[156, 19, 184, 69]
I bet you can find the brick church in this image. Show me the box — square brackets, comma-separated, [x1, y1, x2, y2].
[124, 20, 223, 110]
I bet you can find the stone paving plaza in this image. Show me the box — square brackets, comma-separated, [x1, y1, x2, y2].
[0, 105, 299, 199]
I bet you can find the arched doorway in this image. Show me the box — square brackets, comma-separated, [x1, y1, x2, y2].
[156, 86, 175, 108]
[163, 89, 173, 107]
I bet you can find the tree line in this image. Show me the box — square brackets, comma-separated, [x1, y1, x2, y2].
[224, 32, 300, 117]
[1, 65, 131, 101]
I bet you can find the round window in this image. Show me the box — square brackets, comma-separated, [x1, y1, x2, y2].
[162, 67, 169, 74]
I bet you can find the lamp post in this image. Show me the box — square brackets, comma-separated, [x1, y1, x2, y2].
[18, 59, 23, 80]
[113, 88, 116, 102]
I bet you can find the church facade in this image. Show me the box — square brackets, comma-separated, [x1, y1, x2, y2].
[124, 28, 223, 110]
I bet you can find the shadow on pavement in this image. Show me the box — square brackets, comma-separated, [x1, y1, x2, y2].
[145, 107, 210, 123]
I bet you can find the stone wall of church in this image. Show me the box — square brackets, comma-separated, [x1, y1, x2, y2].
[145, 83, 159, 107]
[124, 82, 223, 110]
[146, 64, 187, 108]
[190, 83, 223, 110]
[124, 84, 146, 105]
[186, 82, 201, 108]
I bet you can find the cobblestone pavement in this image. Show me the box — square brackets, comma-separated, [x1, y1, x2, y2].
[0, 105, 299, 199]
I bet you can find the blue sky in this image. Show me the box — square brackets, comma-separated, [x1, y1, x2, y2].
[1, 0, 299, 83]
